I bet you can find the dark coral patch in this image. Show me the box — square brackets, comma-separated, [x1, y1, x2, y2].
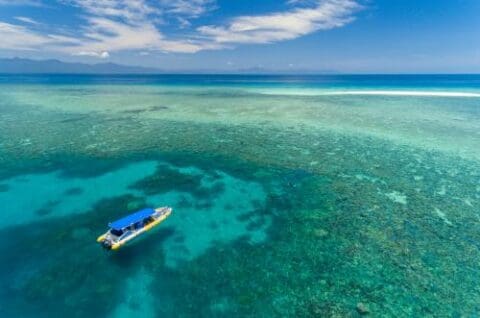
[35, 200, 61, 216]
[129, 164, 203, 196]
[121, 105, 168, 114]
[64, 187, 83, 196]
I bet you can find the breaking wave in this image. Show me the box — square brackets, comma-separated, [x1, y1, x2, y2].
[255, 89, 480, 98]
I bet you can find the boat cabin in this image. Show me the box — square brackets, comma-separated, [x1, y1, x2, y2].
[108, 208, 156, 237]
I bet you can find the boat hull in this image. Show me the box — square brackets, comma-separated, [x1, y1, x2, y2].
[97, 207, 172, 250]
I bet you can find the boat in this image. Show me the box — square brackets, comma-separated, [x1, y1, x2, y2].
[97, 207, 172, 250]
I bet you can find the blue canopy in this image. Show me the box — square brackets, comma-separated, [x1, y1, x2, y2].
[109, 208, 155, 230]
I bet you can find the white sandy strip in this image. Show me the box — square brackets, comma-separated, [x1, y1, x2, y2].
[256, 90, 480, 98]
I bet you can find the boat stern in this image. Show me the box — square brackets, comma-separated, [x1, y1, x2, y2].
[96, 233, 107, 243]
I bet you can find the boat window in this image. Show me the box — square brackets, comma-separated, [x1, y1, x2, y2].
[144, 216, 154, 224]
[111, 228, 123, 236]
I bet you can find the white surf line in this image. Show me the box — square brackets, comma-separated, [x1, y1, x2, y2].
[256, 90, 480, 98]
[326, 90, 480, 97]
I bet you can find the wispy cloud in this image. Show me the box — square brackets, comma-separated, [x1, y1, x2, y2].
[0, 21, 79, 50]
[0, 0, 43, 6]
[73, 50, 110, 58]
[159, 0, 216, 28]
[70, 2, 212, 55]
[0, 0, 360, 57]
[198, 0, 359, 44]
[63, 0, 217, 55]
[64, 0, 159, 23]
[14, 16, 40, 25]
[160, 0, 216, 18]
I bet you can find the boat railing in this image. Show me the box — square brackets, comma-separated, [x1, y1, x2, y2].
[119, 230, 134, 240]
[154, 207, 170, 217]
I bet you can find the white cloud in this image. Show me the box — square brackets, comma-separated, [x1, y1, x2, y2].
[0, 21, 78, 50]
[158, 0, 216, 29]
[159, 0, 216, 18]
[14, 16, 40, 25]
[0, 0, 360, 57]
[1, 1, 207, 56]
[63, 0, 214, 54]
[80, 17, 163, 50]
[72, 16, 209, 54]
[198, 0, 359, 44]
[64, 0, 159, 23]
[74, 50, 110, 58]
[0, 0, 43, 6]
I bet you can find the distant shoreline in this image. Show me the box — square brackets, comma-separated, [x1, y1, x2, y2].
[1, 58, 480, 76]
[1, 72, 480, 76]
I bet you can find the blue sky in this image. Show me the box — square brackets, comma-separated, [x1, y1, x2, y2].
[0, 0, 479, 73]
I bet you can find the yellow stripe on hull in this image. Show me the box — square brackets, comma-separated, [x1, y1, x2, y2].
[97, 234, 107, 242]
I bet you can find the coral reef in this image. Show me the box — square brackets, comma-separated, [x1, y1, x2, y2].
[0, 80, 479, 317]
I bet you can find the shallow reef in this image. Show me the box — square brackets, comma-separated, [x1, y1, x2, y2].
[0, 83, 480, 317]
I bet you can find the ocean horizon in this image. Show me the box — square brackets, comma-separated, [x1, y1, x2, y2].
[1, 74, 480, 317]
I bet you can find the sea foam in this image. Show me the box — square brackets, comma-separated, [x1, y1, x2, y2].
[255, 89, 480, 98]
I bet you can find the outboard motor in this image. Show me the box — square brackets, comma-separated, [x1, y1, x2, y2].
[102, 239, 112, 250]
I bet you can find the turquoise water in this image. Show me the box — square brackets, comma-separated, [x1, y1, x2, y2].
[0, 75, 480, 317]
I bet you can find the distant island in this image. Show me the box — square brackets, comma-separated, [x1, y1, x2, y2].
[0, 58, 162, 74]
[0, 58, 337, 75]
